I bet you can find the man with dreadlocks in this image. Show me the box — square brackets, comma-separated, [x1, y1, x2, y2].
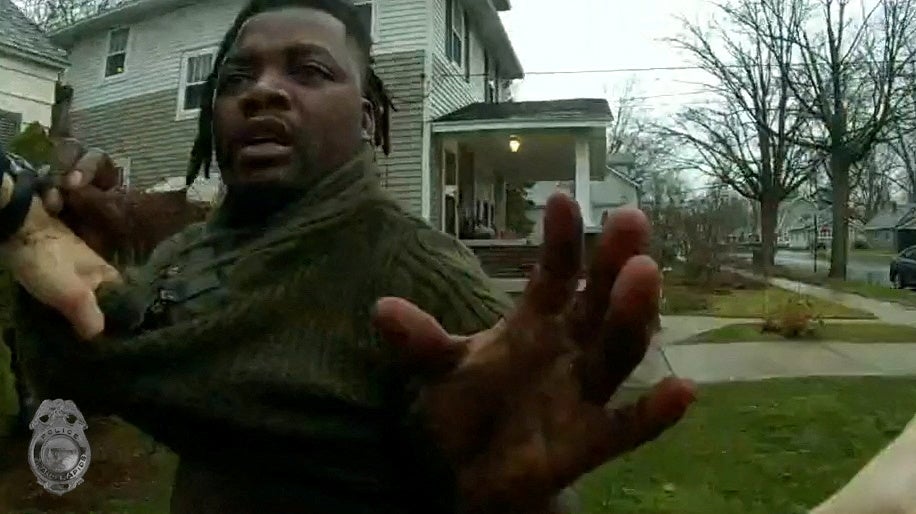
[0, 0, 698, 513]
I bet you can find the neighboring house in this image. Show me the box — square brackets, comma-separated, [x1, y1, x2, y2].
[786, 207, 863, 250]
[896, 211, 916, 252]
[524, 166, 637, 244]
[49, 0, 612, 230]
[863, 203, 916, 251]
[0, 0, 68, 146]
[778, 195, 819, 243]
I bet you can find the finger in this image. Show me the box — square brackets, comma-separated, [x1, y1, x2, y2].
[0, 173, 13, 208]
[42, 187, 64, 215]
[372, 297, 468, 373]
[520, 193, 583, 316]
[577, 255, 660, 403]
[572, 208, 651, 344]
[554, 377, 696, 487]
[51, 137, 86, 175]
[62, 149, 116, 191]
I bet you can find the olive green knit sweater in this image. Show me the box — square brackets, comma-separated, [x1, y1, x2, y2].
[11, 150, 514, 513]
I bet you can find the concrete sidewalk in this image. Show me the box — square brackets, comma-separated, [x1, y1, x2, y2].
[625, 341, 916, 387]
[729, 269, 916, 326]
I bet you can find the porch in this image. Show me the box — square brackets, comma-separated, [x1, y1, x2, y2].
[430, 98, 613, 278]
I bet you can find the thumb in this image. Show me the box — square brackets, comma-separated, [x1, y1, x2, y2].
[372, 297, 467, 373]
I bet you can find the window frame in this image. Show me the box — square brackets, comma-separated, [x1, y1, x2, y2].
[445, 0, 465, 69]
[463, 11, 470, 81]
[176, 46, 218, 121]
[103, 27, 131, 80]
[112, 156, 131, 189]
[0, 109, 23, 146]
[353, 0, 379, 42]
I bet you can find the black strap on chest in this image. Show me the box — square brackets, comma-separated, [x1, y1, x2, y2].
[0, 152, 38, 241]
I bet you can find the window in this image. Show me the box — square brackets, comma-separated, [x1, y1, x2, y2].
[0, 110, 22, 146]
[484, 51, 500, 103]
[105, 27, 130, 77]
[463, 12, 470, 80]
[354, 1, 376, 40]
[177, 48, 216, 119]
[112, 157, 131, 188]
[445, 0, 464, 67]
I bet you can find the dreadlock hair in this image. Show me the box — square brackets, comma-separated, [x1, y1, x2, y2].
[186, 0, 396, 186]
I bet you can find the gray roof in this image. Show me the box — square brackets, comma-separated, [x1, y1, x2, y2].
[50, 0, 195, 47]
[0, 0, 68, 68]
[864, 204, 916, 230]
[435, 99, 611, 124]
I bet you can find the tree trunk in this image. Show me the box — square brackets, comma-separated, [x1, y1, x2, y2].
[829, 154, 851, 279]
[759, 196, 779, 270]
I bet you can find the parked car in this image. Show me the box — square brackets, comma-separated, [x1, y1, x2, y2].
[889, 245, 916, 289]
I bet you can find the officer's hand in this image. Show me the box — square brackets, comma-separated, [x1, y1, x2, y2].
[0, 139, 125, 340]
[40, 137, 132, 258]
[811, 412, 916, 514]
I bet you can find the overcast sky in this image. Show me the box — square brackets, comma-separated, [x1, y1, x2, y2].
[500, 0, 717, 117]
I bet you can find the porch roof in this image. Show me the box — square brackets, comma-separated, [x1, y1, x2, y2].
[432, 99, 612, 132]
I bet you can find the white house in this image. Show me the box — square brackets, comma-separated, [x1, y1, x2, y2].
[524, 166, 639, 244]
[0, 0, 68, 146]
[48, 0, 613, 237]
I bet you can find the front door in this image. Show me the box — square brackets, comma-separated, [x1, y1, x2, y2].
[442, 149, 458, 236]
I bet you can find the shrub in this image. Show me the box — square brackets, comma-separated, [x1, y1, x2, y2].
[762, 295, 822, 338]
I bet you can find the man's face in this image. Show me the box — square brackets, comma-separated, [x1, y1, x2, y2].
[213, 7, 374, 188]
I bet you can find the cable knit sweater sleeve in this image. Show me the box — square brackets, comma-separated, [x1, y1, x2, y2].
[383, 223, 515, 336]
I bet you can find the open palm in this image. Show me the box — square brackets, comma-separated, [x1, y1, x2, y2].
[374, 195, 696, 513]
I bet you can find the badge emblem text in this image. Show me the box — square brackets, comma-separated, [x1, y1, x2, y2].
[27, 399, 91, 495]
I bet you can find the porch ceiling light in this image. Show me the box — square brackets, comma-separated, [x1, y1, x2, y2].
[509, 135, 521, 153]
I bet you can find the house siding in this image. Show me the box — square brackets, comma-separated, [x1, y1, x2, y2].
[70, 88, 199, 189]
[373, 50, 426, 216]
[866, 228, 897, 250]
[68, 50, 427, 214]
[0, 53, 60, 130]
[64, 0, 428, 111]
[427, 0, 488, 119]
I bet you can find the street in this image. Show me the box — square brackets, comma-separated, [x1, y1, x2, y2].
[734, 250, 893, 285]
[774, 250, 892, 285]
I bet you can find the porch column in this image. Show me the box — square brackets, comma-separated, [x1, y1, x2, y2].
[574, 137, 594, 227]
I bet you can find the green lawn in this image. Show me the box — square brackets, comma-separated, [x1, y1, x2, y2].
[762, 265, 916, 308]
[851, 248, 898, 265]
[577, 377, 916, 514]
[0, 418, 177, 514]
[1, 379, 914, 513]
[680, 322, 916, 344]
[662, 284, 874, 319]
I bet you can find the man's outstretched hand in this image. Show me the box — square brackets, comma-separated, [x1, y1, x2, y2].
[373, 194, 696, 513]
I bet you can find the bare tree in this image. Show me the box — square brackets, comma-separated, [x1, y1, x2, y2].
[16, 0, 120, 30]
[850, 145, 894, 221]
[888, 131, 916, 201]
[664, 0, 816, 268]
[605, 78, 681, 207]
[764, 0, 916, 278]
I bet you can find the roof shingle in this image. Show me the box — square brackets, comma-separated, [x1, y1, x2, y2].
[435, 98, 611, 123]
[0, 0, 68, 68]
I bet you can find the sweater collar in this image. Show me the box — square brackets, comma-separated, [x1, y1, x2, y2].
[209, 147, 382, 230]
